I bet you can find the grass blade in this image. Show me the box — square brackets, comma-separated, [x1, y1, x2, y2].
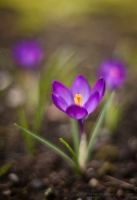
[18, 107, 35, 156]
[34, 52, 77, 134]
[33, 99, 47, 134]
[60, 138, 78, 164]
[86, 92, 114, 162]
[0, 163, 11, 177]
[15, 124, 76, 168]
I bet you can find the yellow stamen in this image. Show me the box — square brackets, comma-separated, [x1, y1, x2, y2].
[74, 94, 82, 106]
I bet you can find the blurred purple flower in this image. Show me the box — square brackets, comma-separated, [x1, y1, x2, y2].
[12, 40, 43, 69]
[52, 75, 105, 122]
[98, 60, 126, 90]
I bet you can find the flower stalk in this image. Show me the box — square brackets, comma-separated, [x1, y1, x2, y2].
[78, 132, 87, 171]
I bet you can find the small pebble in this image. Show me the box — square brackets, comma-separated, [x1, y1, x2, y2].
[2, 189, 11, 196]
[89, 178, 98, 188]
[8, 173, 19, 183]
[86, 168, 96, 178]
[31, 179, 43, 189]
[117, 189, 124, 197]
[128, 137, 137, 152]
[89, 160, 100, 170]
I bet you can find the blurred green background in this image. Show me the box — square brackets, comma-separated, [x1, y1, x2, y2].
[0, 0, 137, 39]
[0, 0, 137, 123]
[0, 0, 137, 136]
[1, 0, 137, 68]
[1, 0, 137, 35]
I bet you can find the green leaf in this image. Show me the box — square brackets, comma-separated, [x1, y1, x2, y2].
[18, 107, 35, 156]
[70, 119, 80, 156]
[18, 107, 29, 129]
[15, 124, 76, 168]
[0, 163, 11, 177]
[105, 105, 122, 133]
[85, 92, 114, 162]
[34, 51, 77, 134]
[33, 99, 48, 134]
[59, 138, 78, 164]
[39, 51, 76, 101]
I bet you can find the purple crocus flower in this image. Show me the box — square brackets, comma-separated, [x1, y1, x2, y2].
[12, 40, 43, 69]
[98, 60, 126, 90]
[52, 75, 105, 133]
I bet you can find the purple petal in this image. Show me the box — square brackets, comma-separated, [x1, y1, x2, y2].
[52, 93, 68, 112]
[71, 75, 90, 104]
[84, 92, 99, 114]
[52, 81, 73, 105]
[97, 60, 126, 90]
[12, 40, 43, 68]
[91, 78, 105, 101]
[66, 105, 88, 119]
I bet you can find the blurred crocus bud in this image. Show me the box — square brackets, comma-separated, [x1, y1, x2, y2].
[98, 60, 126, 90]
[12, 40, 43, 69]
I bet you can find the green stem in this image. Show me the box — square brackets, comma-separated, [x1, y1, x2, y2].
[71, 119, 80, 156]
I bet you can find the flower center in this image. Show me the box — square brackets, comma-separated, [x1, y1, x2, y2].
[110, 67, 120, 78]
[74, 94, 82, 106]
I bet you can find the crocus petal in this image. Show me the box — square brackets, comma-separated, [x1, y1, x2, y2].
[71, 75, 90, 104]
[91, 78, 105, 101]
[84, 92, 99, 114]
[109, 62, 126, 89]
[52, 93, 68, 112]
[66, 105, 88, 119]
[105, 76, 116, 90]
[12, 40, 43, 68]
[97, 60, 126, 90]
[52, 81, 73, 105]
